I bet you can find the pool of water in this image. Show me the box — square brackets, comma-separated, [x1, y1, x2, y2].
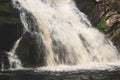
[1, 64, 120, 80]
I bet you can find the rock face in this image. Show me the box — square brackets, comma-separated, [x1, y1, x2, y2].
[110, 27, 120, 52]
[15, 32, 46, 67]
[0, 0, 23, 70]
[75, 0, 96, 15]
[0, 0, 23, 51]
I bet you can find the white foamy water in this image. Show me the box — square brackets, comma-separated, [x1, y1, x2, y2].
[11, 0, 120, 69]
[8, 38, 23, 69]
[34, 61, 120, 72]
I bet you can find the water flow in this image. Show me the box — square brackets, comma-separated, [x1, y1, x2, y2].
[12, 0, 120, 66]
[8, 38, 22, 69]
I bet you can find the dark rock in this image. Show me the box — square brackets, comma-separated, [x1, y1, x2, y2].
[0, 0, 23, 51]
[110, 27, 120, 52]
[20, 12, 40, 32]
[0, 51, 10, 70]
[75, 0, 96, 15]
[0, 24, 23, 51]
[15, 32, 46, 68]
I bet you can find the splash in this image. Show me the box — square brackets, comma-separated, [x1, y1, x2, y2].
[8, 38, 22, 69]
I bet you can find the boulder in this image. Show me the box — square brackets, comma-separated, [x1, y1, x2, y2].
[15, 32, 46, 67]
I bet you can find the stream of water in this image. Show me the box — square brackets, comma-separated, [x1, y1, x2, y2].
[9, 0, 120, 70]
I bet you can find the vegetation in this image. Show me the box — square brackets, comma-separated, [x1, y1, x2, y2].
[97, 17, 108, 31]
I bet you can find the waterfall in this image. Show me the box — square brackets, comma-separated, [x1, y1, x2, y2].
[11, 0, 120, 67]
[8, 38, 22, 69]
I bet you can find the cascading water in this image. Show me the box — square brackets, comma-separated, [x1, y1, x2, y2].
[7, 38, 22, 69]
[11, 0, 120, 69]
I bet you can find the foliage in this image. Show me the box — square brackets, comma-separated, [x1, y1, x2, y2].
[97, 17, 106, 29]
[97, 17, 109, 32]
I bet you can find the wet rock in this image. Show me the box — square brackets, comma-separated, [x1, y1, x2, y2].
[15, 32, 46, 68]
[75, 0, 96, 15]
[0, 51, 10, 70]
[110, 27, 120, 52]
[20, 11, 40, 32]
[0, 0, 23, 70]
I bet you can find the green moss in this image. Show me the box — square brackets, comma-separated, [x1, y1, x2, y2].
[97, 17, 109, 32]
[97, 17, 106, 29]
